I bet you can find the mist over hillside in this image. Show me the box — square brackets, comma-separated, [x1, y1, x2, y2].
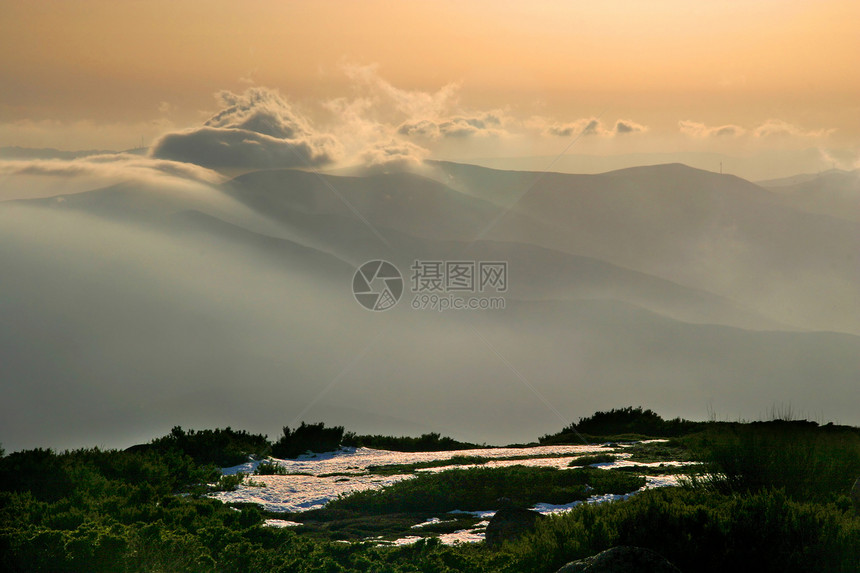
[759, 168, 860, 223]
[1, 155, 858, 452]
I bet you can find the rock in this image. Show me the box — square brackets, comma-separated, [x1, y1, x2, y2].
[484, 507, 543, 548]
[556, 546, 681, 573]
[852, 477, 860, 515]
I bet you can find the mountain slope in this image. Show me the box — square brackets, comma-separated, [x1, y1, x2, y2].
[428, 161, 860, 334]
[759, 169, 860, 223]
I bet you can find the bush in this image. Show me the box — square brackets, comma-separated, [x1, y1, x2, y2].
[149, 426, 270, 468]
[687, 422, 860, 502]
[503, 487, 860, 573]
[342, 432, 479, 452]
[541, 407, 705, 443]
[0, 448, 74, 502]
[271, 422, 345, 459]
[328, 466, 644, 514]
[213, 473, 246, 492]
[568, 453, 616, 467]
[254, 462, 291, 475]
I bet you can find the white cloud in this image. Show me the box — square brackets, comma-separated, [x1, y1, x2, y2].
[680, 118, 834, 142]
[679, 120, 746, 138]
[613, 119, 647, 135]
[343, 63, 459, 119]
[753, 119, 834, 139]
[360, 139, 429, 172]
[544, 117, 647, 137]
[398, 111, 508, 140]
[0, 153, 223, 185]
[151, 88, 341, 170]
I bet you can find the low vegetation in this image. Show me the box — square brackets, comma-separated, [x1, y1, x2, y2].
[540, 406, 705, 443]
[685, 420, 860, 502]
[145, 426, 270, 467]
[253, 461, 292, 475]
[366, 454, 490, 475]
[271, 422, 345, 459]
[342, 431, 480, 452]
[327, 466, 645, 514]
[504, 487, 859, 573]
[567, 453, 616, 467]
[624, 439, 693, 463]
[0, 407, 857, 572]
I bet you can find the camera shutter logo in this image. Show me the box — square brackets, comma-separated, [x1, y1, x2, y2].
[352, 260, 403, 311]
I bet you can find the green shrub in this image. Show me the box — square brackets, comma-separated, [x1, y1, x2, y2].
[342, 431, 479, 452]
[213, 473, 246, 492]
[254, 461, 291, 475]
[541, 406, 705, 443]
[0, 448, 74, 502]
[688, 422, 860, 501]
[503, 487, 860, 573]
[367, 454, 490, 475]
[568, 454, 616, 467]
[272, 422, 344, 459]
[149, 426, 270, 467]
[328, 466, 644, 514]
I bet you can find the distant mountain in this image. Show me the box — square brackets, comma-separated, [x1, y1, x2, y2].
[429, 161, 860, 333]
[2, 161, 858, 450]
[759, 169, 860, 223]
[14, 174, 777, 330]
[224, 169, 507, 243]
[439, 147, 837, 181]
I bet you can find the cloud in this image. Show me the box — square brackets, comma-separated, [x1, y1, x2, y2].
[545, 117, 646, 137]
[680, 119, 834, 141]
[545, 118, 600, 137]
[151, 88, 340, 170]
[817, 148, 860, 171]
[152, 127, 338, 170]
[679, 119, 836, 143]
[397, 111, 507, 139]
[613, 119, 647, 135]
[343, 63, 459, 119]
[204, 88, 313, 139]
[679, 120, 746, 138]
[396, 119, 440, 139]
[0, 153, 237, 203]
[360, 139, 428, 172]
[753, 119, 834, 139]
[341, 64, 510, 144]
[0, 153, 223, 185]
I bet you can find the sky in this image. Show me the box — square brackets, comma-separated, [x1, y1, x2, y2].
[1, 1, 859, 176]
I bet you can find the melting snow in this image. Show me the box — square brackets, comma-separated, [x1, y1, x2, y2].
[212, 444, 609, 512]
[210, 443, 693, 545]
[264, 519, 301, 528]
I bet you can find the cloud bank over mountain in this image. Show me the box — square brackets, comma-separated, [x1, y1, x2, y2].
[151, 88, 341, 170]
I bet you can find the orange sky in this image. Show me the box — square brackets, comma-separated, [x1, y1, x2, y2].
[1, 0, 858, 156]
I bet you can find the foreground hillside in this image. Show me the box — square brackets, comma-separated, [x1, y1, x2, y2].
[1, 409, 858, 572]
